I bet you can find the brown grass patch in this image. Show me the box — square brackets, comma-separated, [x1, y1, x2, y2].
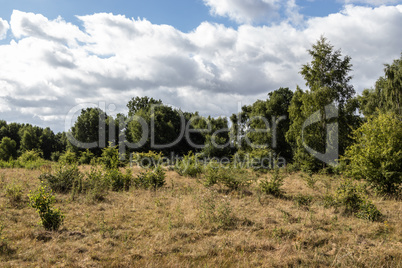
[0, 167, 401, 267]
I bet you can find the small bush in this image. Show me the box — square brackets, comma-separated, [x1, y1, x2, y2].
[101, 146, 120, 170]
[104, 168, 132, 191]
[198, 191, 236, 229]
[204, 164, 252, 191]
[294, 194, 313, 207]
[356, 200, 382, 221]
[175, 152, 203, 177]
[133, 166, 166, 190]
[335, 179, 365, 213]
[131, 151, 164, 168]
[82, 167, 109, 202]
[78, 149, 95, 165]
[28, 183, 64, 231]
[260, 168, 284, 197]
[332, 179, 382, 221]
[4, 182, 23, 206]
[50, 151, 61, 162]
[18, 150, 42, 163]
[59, 150, 77, 165]
[40, 165, 83, 193]
[16, 150, 46, 169]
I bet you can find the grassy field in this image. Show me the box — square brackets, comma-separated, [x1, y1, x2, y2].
[0, 166, 401, 267]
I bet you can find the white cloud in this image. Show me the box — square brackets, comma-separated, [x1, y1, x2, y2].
[341, 0, 402, 5]
[0, 18, 9, 40]
[203, 0, 281, 24]
[0, 6, 401, 132]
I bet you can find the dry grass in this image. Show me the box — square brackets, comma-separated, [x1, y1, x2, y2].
[0, 167, 401, 267]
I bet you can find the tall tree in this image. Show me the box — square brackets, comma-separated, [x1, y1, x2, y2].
[287, 37, 357, 171]
[0, 137, 17, 161]
[69, 108, 109, 156]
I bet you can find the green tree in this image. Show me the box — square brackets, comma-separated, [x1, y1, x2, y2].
[234, 87, 293, 160]
[0, 137, 17, 161]
[344, 112, 402, 195]
[127, 96, 162, 116]
[287, 37, 358, 171]
[69, 108, 109, 156]
[127, 99, 192, 155]
[358, 54, 402, 117]
[40, 127, 57, 160]
[20, 125, 41, 153]
[201, 116, 231, 158]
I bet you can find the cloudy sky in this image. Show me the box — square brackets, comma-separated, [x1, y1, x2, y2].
[0, 0, 401, 133]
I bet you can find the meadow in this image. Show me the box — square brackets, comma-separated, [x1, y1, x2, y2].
[0, 163, 401, 268]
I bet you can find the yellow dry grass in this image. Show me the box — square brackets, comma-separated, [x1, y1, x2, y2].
[0, 167, 401, 267]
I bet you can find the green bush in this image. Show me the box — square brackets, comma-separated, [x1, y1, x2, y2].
[101, 146, 120, 170]
[204, 164, 252, 191]
[18, 150, 43, 162]
[335, 179, 365, 213]
[259, 168, 284, 197]
[344, 112, 402, 195]
[131, 151, 164, 168]
[50, 151, 61, 162]
[175, 152, 203, 177]
[28, 183, 64, 231]
[333, 179, 382, 221]
[83, 167, 109, 202]
[58, 150, 77, 165]
[104, 168, 132, 191]
[133, 166, 166, 190]
[79, 149, 95, 165]
[356, 200, 382, 221]
[40, 165, 83, 193]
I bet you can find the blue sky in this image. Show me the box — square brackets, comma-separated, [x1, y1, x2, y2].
[0, 0, 345, 37]
[0, 0, 401, 132]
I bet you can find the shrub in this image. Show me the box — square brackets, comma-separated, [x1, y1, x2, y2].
[58, 150, 77, 165]
[18, 150, 42, 162]
[333, 179, 382, 221]
[260, 168, 284, 197]
[83, 167, 109, 202]
[40, 165, 83, 193]
[28, 183, 65, 231]
[79, 149, 95, 165]
[294, 194, 313, 207]
[344, 112, 402, 195]
[175, 152, 203, 177]
[133, 166, 166, 190]
[4, 182, 23, 207]
[104, 168, 132, 191]
[335, 179, 365, 213]
[356, 200, 382, 221]
[131, 151, 164, 168]
[101, 146, 120, 170]
[50, 151, 61, 162]
[204, 164, 252, 191]
[198, 191, 236, 229]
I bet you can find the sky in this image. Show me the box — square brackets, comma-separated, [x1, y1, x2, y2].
[0, 0, 401, 133]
